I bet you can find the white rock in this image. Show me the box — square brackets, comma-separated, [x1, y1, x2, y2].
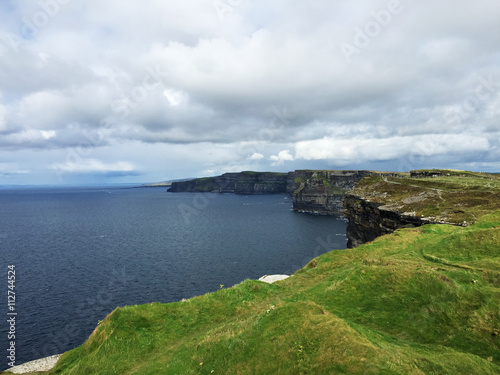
[258, 274, 290, 284]
[4, 354, 61, 374]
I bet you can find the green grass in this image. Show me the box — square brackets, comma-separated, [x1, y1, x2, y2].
[294, 176, 306, 185]
[18, 209, 500, 374]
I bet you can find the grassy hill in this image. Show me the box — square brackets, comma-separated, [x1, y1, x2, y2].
[21, 214, 499, 374]
[9, 170, 499, 374]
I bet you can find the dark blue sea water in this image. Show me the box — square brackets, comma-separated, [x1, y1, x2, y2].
[0, 186, 347, 368]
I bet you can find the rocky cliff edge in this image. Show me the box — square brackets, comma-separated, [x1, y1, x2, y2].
[344, 170, 500, 247]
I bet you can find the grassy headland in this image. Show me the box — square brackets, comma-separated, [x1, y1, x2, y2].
[10, 170, 500, 374]
[352, 169, 500, 225]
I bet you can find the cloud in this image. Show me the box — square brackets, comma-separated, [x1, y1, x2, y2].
[248, 152, 264, 160]
[163, 89, 188, 107]
[0, 101, 6, 132]
[270, 149, 294, 166]
[294, 134, 491, 163]
[1, 0, 500, 184]
[0, 163, 30, 177]
[51, 159, 138, 176]
[41, 130, 56, 139]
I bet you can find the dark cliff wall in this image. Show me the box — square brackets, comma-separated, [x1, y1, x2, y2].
[343, 195, 428, 248]
[291, 170, 435, 247]
[168, 169, 478, 249]
[234, 172, 288, 194]
[291, 170, 374, 214]
[168, 169, 376, 213]
[168, 172, 289, 194]
[286, 171, 302, 194]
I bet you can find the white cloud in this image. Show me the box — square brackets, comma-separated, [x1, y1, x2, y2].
[295, 134, 490, 162]
[163, 89, 188, 107]
[270, 149, 294, 166]
[248, 152, 264, 160]
[51, 159, 136, 174]
[0, 163, 30, 177]
[41, 130, 56, 139]
[3, 129, 49, 145]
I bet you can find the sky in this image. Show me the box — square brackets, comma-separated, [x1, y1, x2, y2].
[0, 0, 499, 185]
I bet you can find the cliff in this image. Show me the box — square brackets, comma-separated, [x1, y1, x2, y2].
[167, 169, 500, 249]
[167, 171, 289, 194]
[291, 170, 375, 214]
[344, 171, 500, 248]
[343, 195, 430, 248]
[167, 169, 377, 214]
[289, 169, 500, 247]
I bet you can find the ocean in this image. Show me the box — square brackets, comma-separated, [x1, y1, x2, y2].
[0, 186, 347, 368]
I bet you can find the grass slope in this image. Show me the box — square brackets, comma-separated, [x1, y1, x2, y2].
[20, 210, 500, 374]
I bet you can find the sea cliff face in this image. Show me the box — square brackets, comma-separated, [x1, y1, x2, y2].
[342, 171, 500, 248]
[290, 170, 430, 247]
[291, 170, 374, 214]
[167, 170, 371, 209]
[168, 169, 499, 249]
[167, 172, 289, 194]
[343, 195, 429, 248]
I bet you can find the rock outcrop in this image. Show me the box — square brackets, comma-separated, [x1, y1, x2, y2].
[291, 170, 374, 214]
[343, 195, 429, 248]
